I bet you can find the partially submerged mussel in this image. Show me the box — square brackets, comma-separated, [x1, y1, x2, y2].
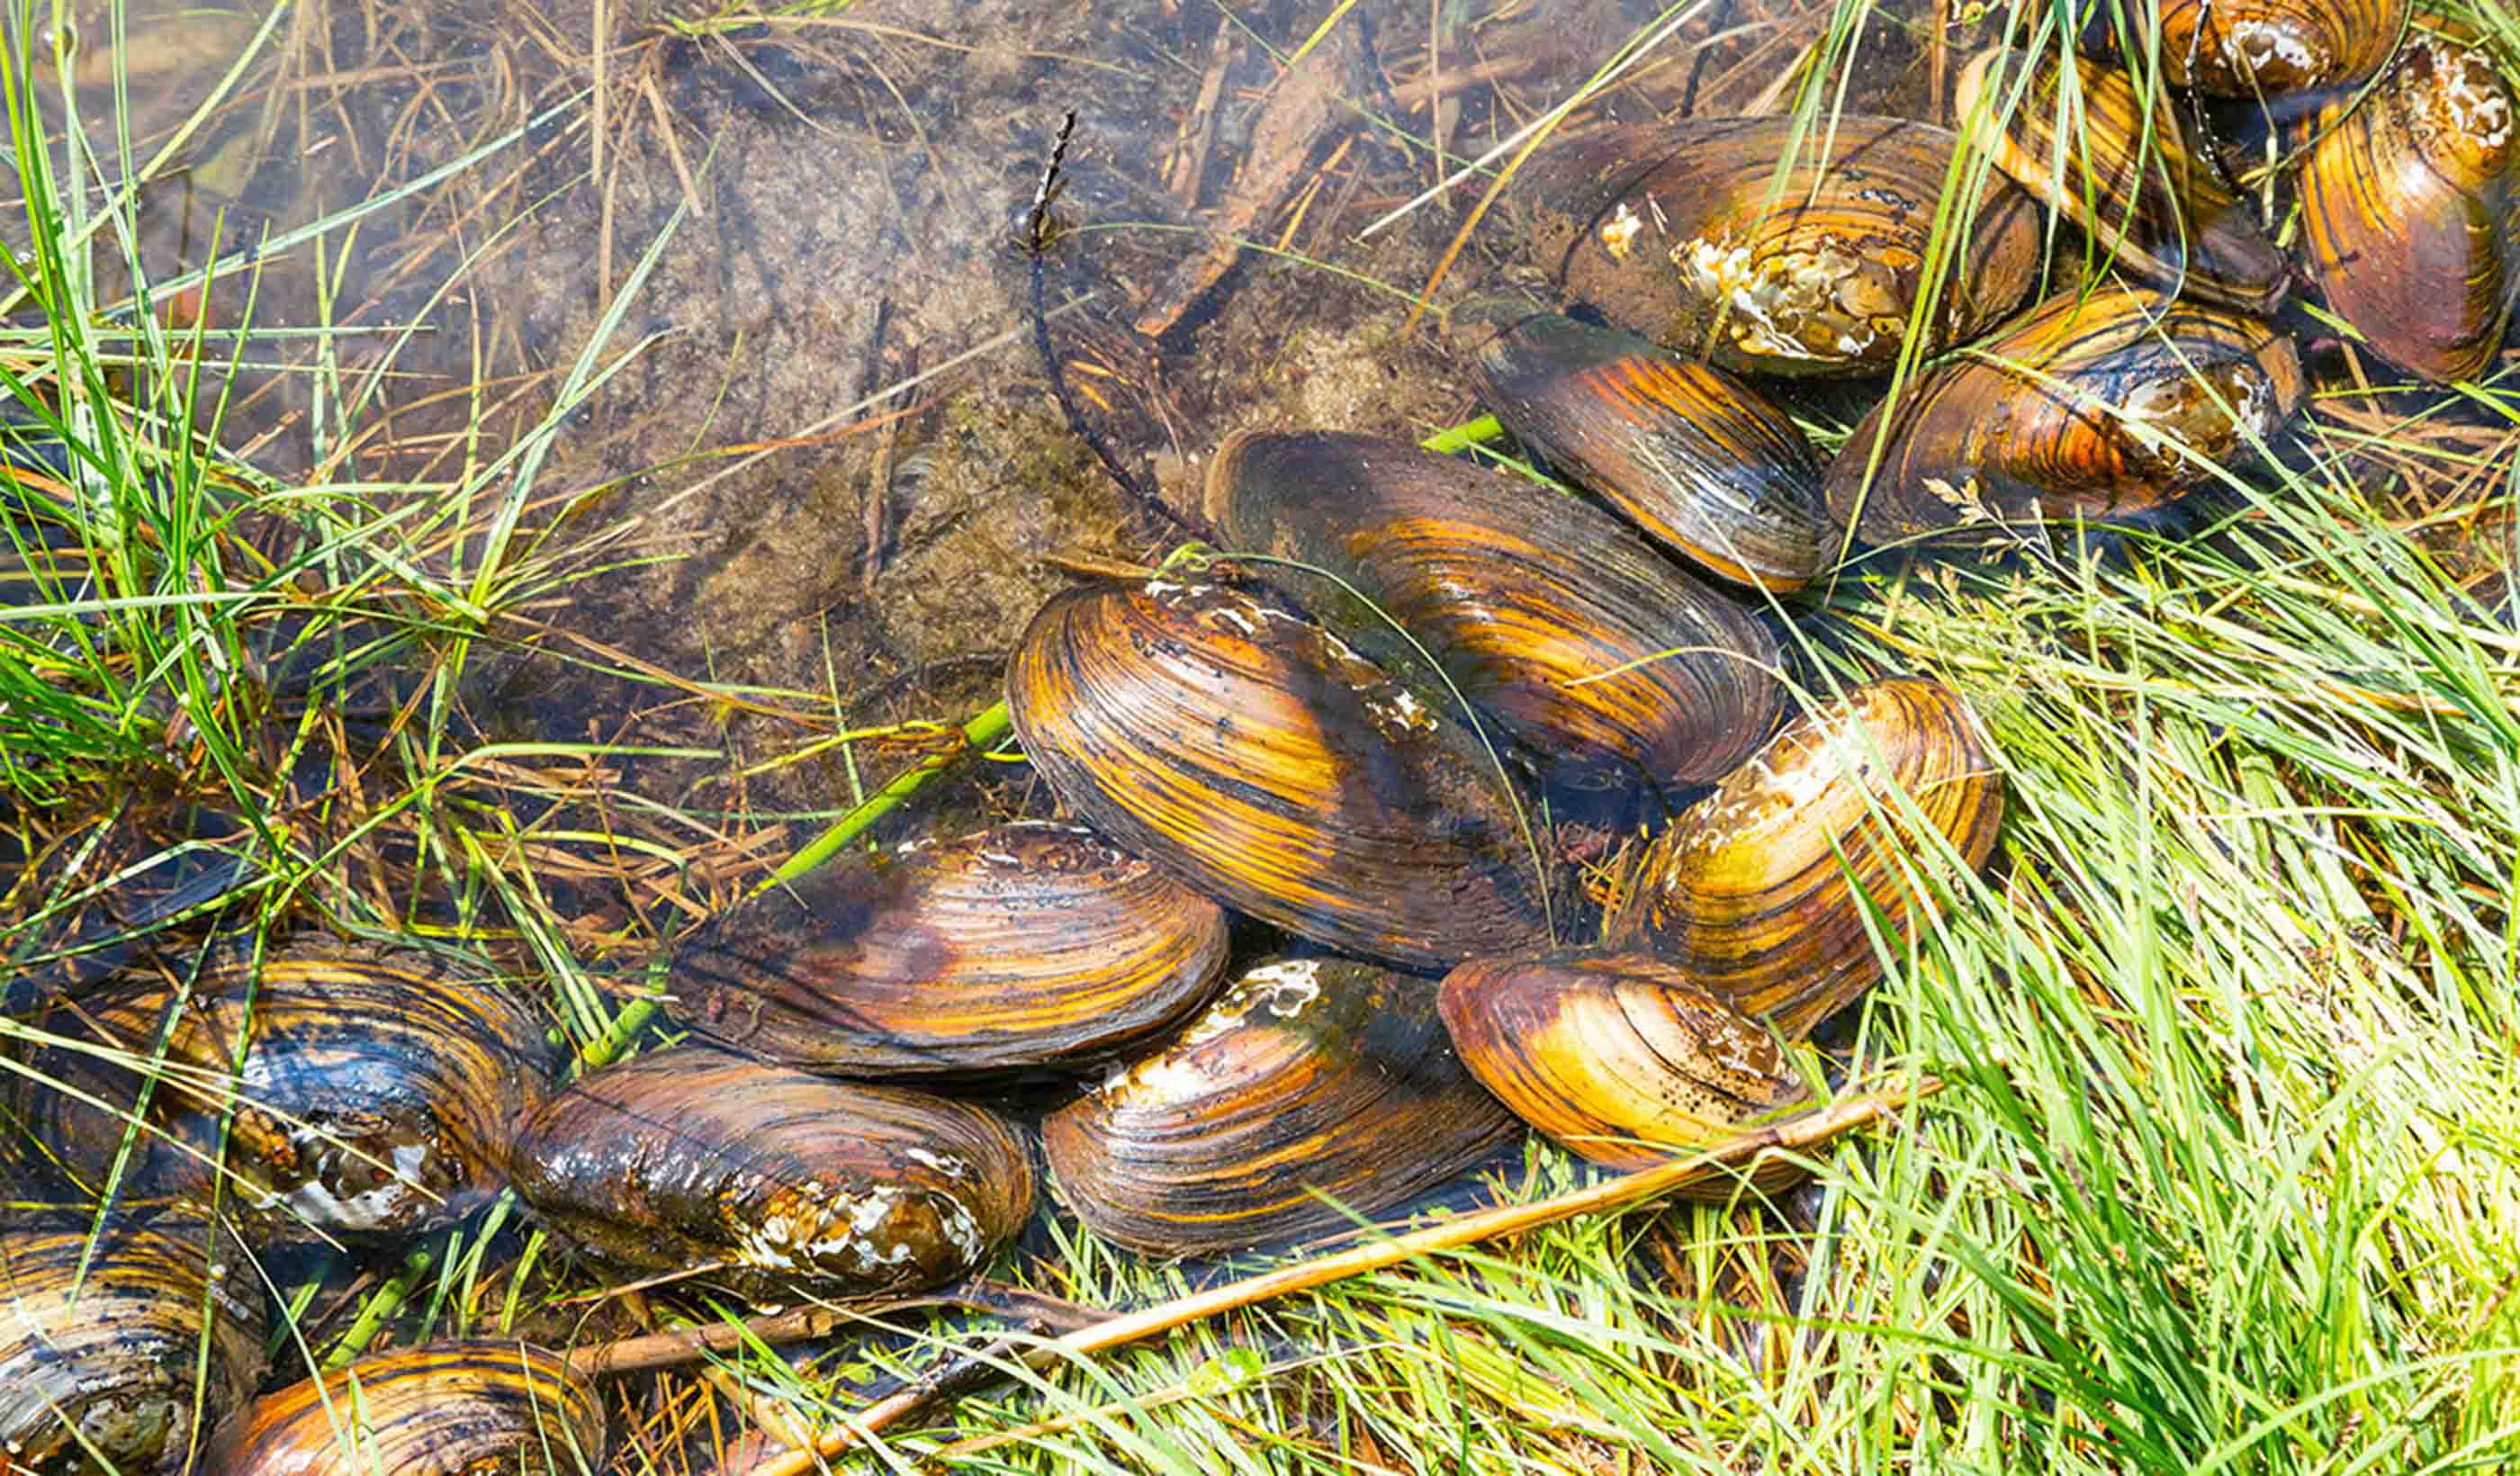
[509, 1046, 1033, 1301]
[1042, 956, 1518, 1255]
[1825, 281, 2305, 546]
[1605, 678, 2005, 1039]
[1440, 950, 1812, 1182]
[1006, 575, 1563, 972]
[2079, 0, 2410, 96]
[2298, 29, 2520, 383]
[1525, 115, 2047, 374]
[668, 821, 1228, 1077]
[204, 1341, 608, 1475]
[1204, 428, 1785, 796]
[1461, 309, 1832, 591]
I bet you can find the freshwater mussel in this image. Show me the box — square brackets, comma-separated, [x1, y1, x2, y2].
[1605, 678, 2005, 1039]
[666, 820, 1228, 1077]
[1825, 280, 2306, 547]
[1525, 115, 2048, 374]
[1042, 955, 1519, 1256]
[2077, 0, 2410, 96]
[1204, 428, 1785, 798]
[204, 1340, 608, 1474]
[508, 1045, 1033, 1301]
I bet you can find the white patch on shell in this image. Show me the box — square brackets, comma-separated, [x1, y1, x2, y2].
[1231, 957, 1326, 1020]
[286, 1140, 435, 1232]
[904, 1147, 970, 1180]
[1674, 237, 1894, 363]
[1598, 201, 1645, 262]
[2218, 20, 2325, 80]
[733, 1179, 987, 1279]
[2433, 42, 2516, 151]
[1096, 961, 1319, 1106]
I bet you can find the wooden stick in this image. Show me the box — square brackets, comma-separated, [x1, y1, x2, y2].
[744, 1076, 1942, 1475]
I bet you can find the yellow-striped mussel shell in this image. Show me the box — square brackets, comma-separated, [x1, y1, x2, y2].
[1438, 949, 1811, 1182]
[1603, 678, 2004, 1039]
[1957, 45, 2290, 310]
[2299, 30, 2520, 384]
[1041, 956, 1519, 1256]
[203, 1341, 608, 1475]
[1005, 576, 1565, 973]
[508, 1046, 1033, 1301]
[667, 821, 1228, 1077]
[17, 945, 561, 1243]
[0, 1217, 266, 1474]
[1824, 281, 2305, 548]
[1203, 428, 1786, 799]
[1460, 309, 1832, 591]
[2080, 0, 2410, 96]
[1524, 116, 2046, 374]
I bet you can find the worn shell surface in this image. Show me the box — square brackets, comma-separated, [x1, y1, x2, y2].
[1204, 428, 1785, 796]
[204, 1341, 608, 1475]
[1463, 310, 1832, 591]
[509, 1047, 1033, 1300]
[1439, 950, 1811, 1182]
[1006, 577, 1563, 972]
[1526, 116, 2046, 374]
[0, 1218, 267, 1475]
[1605, 678, 2005, 1039]
[2299, 30, 2520, 383]
[1957, 46, 2290, 310]
[2081, 0, 2410, 95]
[1042, 956, 1520, 1256]
[667, 821, 1228, 1077]
[1824, 282, 2305, 546]
[19, 946, 560, 1242]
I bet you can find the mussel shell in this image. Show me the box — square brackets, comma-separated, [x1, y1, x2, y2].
[1042, 956, 1519, 1255]
[509, 1046, 1033, 1300]
[1203, 428, 1786, 796]
[1462, 310, 1832, 591]
[2298, 30, 2520, 383]
[1525, 116, 2046, 374]
[1824, 282, 2305, 546]
[1006, 577, 1564, 972]
[17, 946, 560, 1242]
[204, 1342, 608, 1475]
[0, 1217, 267, 1474]
[1439, 949, 1811, 1181]
[1957, 45, 2290, 310]
[1604, 678, 2004, 1038]
[667, 821, 1228, 1077]
[2081, 0, 2410, 95]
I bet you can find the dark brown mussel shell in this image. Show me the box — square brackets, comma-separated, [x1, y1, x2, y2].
[1203, 428, 1785, 795]
[2299, 30, 2520, 384]
[1605, 678, 2005, 1038]
[1825, 282, 2305, 547]
[204, 1341, 608, 1475]
[1460, 309, 1832, 591]
[0, 1217, 267, 1474]
[509, 1046, 1033, 1301]
[1525, 116, 2046, 374]
[1440, 950, 1811, 1183]
[2079, 0, 2409, 96]
[16, 946, 560, 1242]
[1042, 956, 1519, 1256]
[1957, 45, 2290, 310]
[668, 821, 1228, 1077]
[1006, 576, 1564, 972]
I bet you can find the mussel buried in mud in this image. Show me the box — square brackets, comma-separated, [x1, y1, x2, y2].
[0, 1217, 267, 1475]
[1005, 575, 1564, 973]
[1459, 309, 1832, 592]
[666, 821, 1229, 1077]
[2298, 29, 2520, 384]
[1439, 949, 1813, 1182]
[1524, 115, 2046, 375]
[1957, 45, 2290, 311]
[1604, 678, 2005, 1039]
[203, 1341, 608, 1475]
[14, 945, 561, 1243]
[508, 1046, 1034, 1302]
[1041, 955, 1520, 1256]
[2078, 0, 2410, 96]
[1823, 281, 2305, 548]
[1203, 428, 1785, 798]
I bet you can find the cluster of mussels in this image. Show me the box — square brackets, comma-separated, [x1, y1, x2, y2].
[7, 4, 2516, 1470]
